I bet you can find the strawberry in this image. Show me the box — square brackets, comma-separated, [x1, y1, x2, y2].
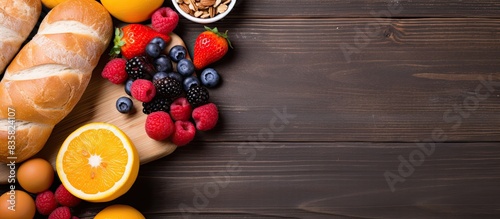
[110, 24, 171, 60]
[193, 26, 232, 70]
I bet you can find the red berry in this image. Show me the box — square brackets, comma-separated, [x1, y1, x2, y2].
[152, 7, 179, 34]
[111, 24, 171, 59]
[171, 121, 196, 146]
[192, 103, 219, 131]
[145, 111, 174, 141]
[101, 58, 128, 84]
[193, 26, 231, 70]
[55, 184, 81, 207]
[48, 206, 72, 219]
[35, 190, 58, 216]
[131, 79, 156, 103]
[170, 97, 192, 121]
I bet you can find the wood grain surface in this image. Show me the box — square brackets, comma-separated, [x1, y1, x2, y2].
[2, 0, 500, 218]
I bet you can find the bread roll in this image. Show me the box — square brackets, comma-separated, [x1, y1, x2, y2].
[0, 0, 42, 73]
[0, 0, 113, 163]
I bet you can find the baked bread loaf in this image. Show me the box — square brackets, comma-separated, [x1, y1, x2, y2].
[0, 0, 113, 163]
[0, 0, 42, 73]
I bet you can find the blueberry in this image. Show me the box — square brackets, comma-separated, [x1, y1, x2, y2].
[153, 71, 169, 81]
[169, 45, 187, 62]
[150, 37, 167, 50]
[153, 55, 172, 72]
[146, 43, 161, 58]
[124, 79, 134, 96]
[183, 75, 200, 91]
[116, 96, 134, 113]
[200, 68, 221, 88]
[167, 72, 183, 82]
[177, 59, 195, 77]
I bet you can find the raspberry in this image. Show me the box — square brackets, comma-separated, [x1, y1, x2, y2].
[145, 111, 174, 141]
[186, 85, 209, 107]
[192, 103, 219, 131]
[171, 121, 196, 146]
[35, 190, 58, 216]
[151, 7, 179, 34]
[170, 97, 192, 121]
[131, 79, 156, 103]
[48, 206, 72, 219]
[101, 58, 128, 84]
[55, 184, 81, 207]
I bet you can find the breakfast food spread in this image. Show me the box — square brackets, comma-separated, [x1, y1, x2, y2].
[0, 0, 113, 163]
[0, 0, 234, 216]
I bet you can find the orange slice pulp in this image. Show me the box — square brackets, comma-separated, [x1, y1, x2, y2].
[56, 122, 140, 202]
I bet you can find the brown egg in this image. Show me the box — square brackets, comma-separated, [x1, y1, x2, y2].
[0, 190, 36, 219]
[17, 158, 54, 194]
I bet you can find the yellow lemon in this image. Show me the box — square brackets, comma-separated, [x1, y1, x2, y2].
[101, 0, 164, 23]
[41, 0, 68, 9]
[56, 122, 140, 202]
[94, 204, 145, 219]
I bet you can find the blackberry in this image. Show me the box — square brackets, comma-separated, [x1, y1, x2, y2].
[142, 97, 172, 114]
[186, 85, 209, 107]
[125, 56, 155, 80]
[154, 77, 183, 98]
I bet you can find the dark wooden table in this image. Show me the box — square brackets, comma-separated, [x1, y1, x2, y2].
[4, 0, 500, 218]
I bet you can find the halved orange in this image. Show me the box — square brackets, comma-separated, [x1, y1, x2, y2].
[56, 122, 140, 202]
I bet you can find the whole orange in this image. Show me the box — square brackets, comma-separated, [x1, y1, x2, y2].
[101, 0, 164, 23]
[94, 204, 145, 219]
[41, 0, 68, 9]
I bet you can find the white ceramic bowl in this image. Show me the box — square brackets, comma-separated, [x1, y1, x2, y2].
[171, 0, 236, 24]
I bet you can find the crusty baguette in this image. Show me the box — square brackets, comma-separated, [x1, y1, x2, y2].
[0, 0, 113, 163]
[0, 0, 42, 73]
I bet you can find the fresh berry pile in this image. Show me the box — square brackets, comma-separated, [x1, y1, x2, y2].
[35, 182, 82, 218]
[101, 7, 229, 147]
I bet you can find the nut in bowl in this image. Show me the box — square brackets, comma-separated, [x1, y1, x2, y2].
[172, 0, 236, 24]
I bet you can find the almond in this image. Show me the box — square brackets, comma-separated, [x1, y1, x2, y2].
[194, 10, 204, 17]
[216, 4, 228, 14]
[179, 3, 191, 14]
[209, 6, 215, 18]
[200, 0, 216, 7]
[214, 0, 222, 8]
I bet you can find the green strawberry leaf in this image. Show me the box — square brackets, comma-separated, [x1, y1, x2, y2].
[109, 27, 125, 58]
[204, 26, 233, 49]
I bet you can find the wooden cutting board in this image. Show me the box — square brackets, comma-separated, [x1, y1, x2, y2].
[0, 33, 186, 183]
